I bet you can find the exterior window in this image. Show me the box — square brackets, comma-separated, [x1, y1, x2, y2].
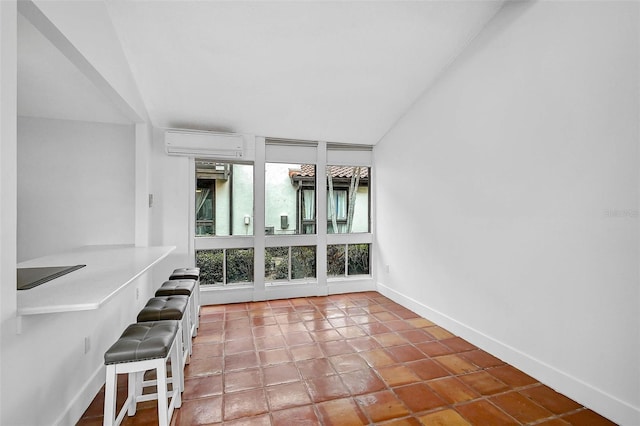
[196, 180, 215, 236]
[327, 244, 370, 277]
[265, 163, 316, 235]
[196, 248, 254, 286]
[265, 246, 316, 283]
[327, 165, 369, 234]
[195, 160, 254, 236]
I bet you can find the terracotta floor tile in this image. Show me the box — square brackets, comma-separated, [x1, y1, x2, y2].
[225, 351, 260, 371]
[341, 368, 387, 395]
[297, 357, 336, 379]
[319, 339, 357, 356]
[250, 315, 277, 327]
[266, 381, 312, 411]
[458, 371, 509, 395]
[520, 384, 582, 414]
[262, 363, 300, 386]
[561, 409, 618, 425]
[284, 331, 314, 346]
[184, 356, 223, 377]
[427, 377, 479, 404]
[384, 319, 414, 331]
[535, 419, 572, 426]
[459, 349, 505, 368]
[289, 343, 323, 361]
[254, 335, 286, 351]
[192, 331, 223, 344]
[175, 395, 223, 424]
[347, 336, 383, 352]
[225, 337, 255, 354]
[183, 375, 223, 400]
[191, 342, 223, 359]
[433, 354, 481, 375]
[376, 365, 421, 387]
[252, 324, 281, 339]
[224, 414, 271, 426]
[406, 359, 450, 381]
[373, 311, 400, 322]
[305, 374, 351, 402]
[487, 365, 538, 388]
[360, 348, 397, 368]
[375, 332, 410, 347]
[424, 326, 455, 340]
[440, 337, 477, 353]
[311, 329, 343, 342]
[349, 314, 379, 325]
[327, 317, 355, 328]
[417, 409, 472, 425]
[258, 348, 291, 366]
[378, 416, 423, 426]
[387, 344, 426, 363]
[316, 398, 368, 426]
[490, 391, 554, 423]
[226, 327, 254, 341]
[405, 318, 435, 328]
[394, 383, 447, 413]
[224, 368, 262, 393]
[336, 325, 368, 339]
[456, 400, 519, 425]
[359, 322, 392, 335]
[414, 341, 454, 357]
[226, 318, 251, 330]
[355, 390, 410, 423]
[80, 292, 614, 426]
[271, 405, 320, 426]
[223, 388, 268, 421]
[397, 329, 435, 343]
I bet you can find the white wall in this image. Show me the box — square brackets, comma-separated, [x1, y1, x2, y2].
[1, 116, 156, 425]
[0, 2, 18, 423]
[17, 117, 135, 261]
[375, 2, 639, 425]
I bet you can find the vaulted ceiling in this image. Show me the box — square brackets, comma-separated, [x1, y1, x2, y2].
[17, 1, 504, 145]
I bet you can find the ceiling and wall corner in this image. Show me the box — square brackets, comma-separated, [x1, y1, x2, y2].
[18, 0, 505, 144]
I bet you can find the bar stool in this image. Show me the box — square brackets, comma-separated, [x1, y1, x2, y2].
[169, 267, 201, 318]
[156, 279, 198, 337]
[103, 320, 182, 426]
[137, 295, 192, 371]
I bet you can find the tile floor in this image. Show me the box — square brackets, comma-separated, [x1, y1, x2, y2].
[78, 291, 617, 425]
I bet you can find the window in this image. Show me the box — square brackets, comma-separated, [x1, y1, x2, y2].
[265, 246, 317, 283]
[327, 165, 369, 234]
[327, 243, 370, 277]
[265, 163, 316, 235]
[195, 160, 254, 236]
[196, 248, 254, 286]
[196, 179, 215, 236]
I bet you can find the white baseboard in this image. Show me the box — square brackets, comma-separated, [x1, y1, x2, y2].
[54, 364, 104, 426]
[376, 282, 640, 426]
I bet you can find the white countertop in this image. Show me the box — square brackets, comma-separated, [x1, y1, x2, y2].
[17, 245, 175, 316]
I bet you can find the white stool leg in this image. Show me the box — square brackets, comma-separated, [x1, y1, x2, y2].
[190, 292, 198, 337]
[155, 360, 169, 426]
[127, 372, 137, 416]
[182, 313, 192, 365]
[103, 365, 117, 426]
[170, 337, 183, 408]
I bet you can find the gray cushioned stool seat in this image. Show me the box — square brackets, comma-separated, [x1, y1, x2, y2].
[169, 267, 200, 281]
[104, 321, 179, 365]
[155, 280, 195, 297]
[137, 295, 189, 322]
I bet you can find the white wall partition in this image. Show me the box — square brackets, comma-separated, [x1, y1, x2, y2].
[17, 117, 135, 262]
[374, 2, 639, 425]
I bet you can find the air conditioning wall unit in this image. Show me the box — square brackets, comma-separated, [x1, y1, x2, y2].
[165, 129, 244, 159]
